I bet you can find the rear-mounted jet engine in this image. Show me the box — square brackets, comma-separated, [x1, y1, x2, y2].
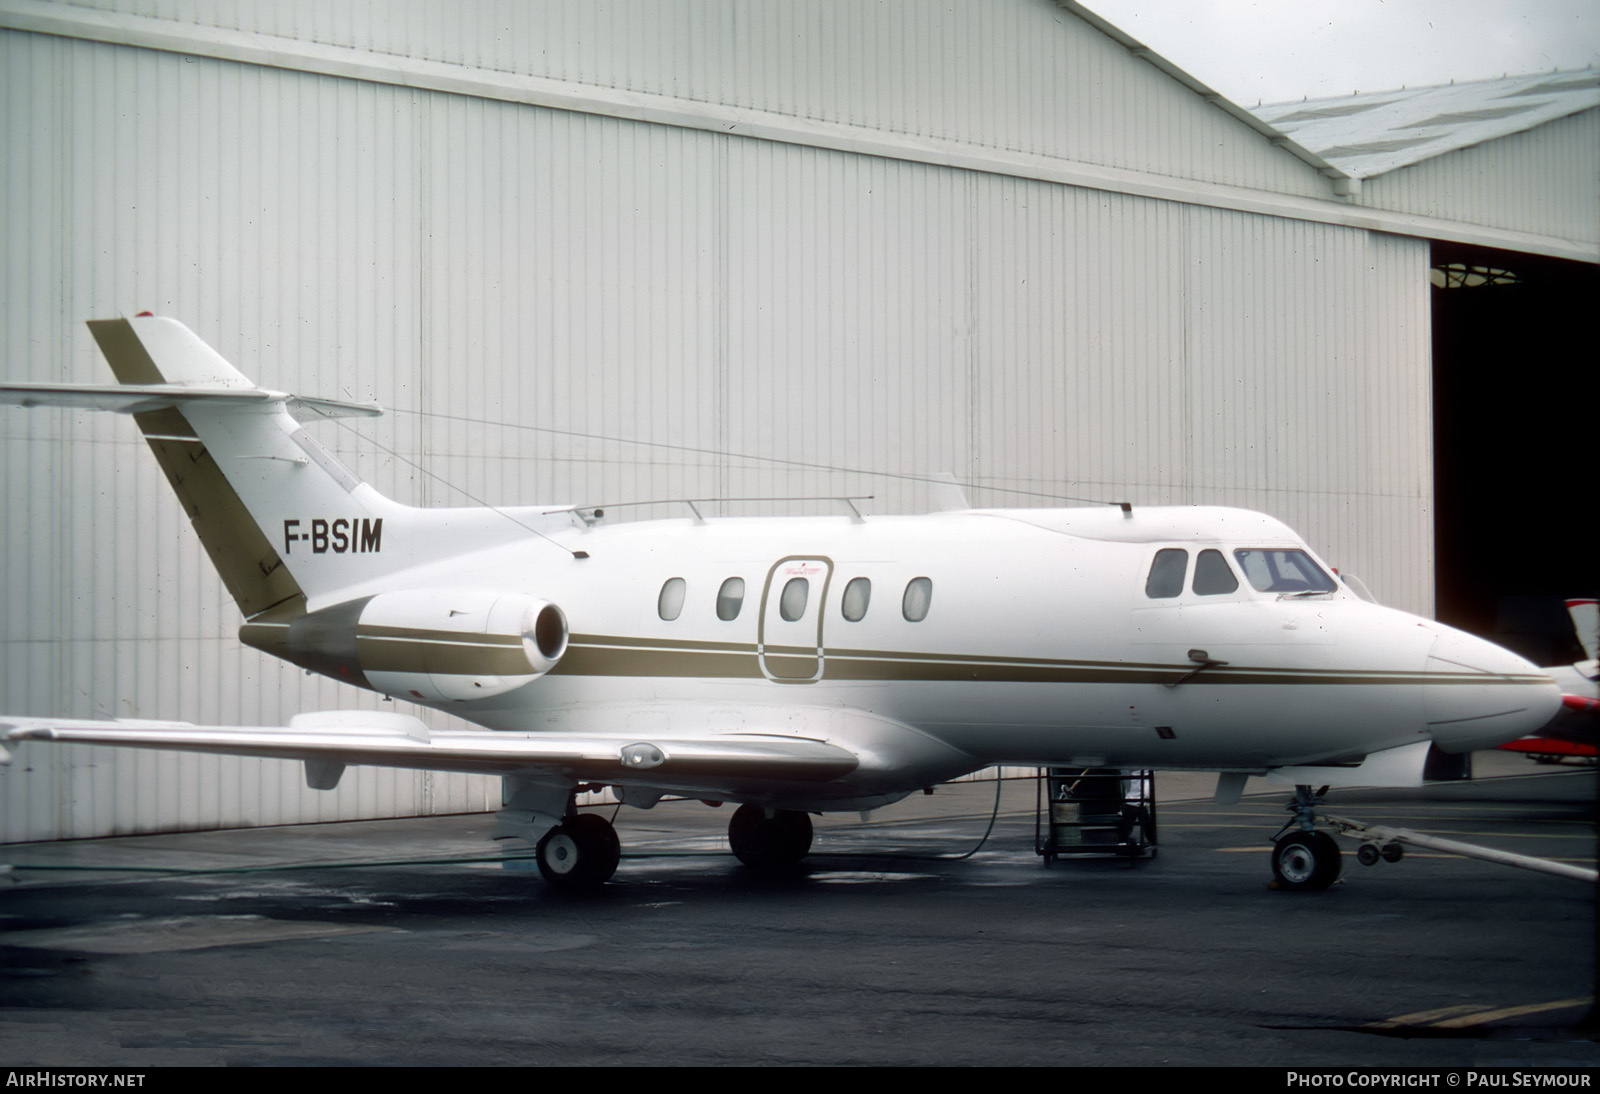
[242, 589, 567, 701]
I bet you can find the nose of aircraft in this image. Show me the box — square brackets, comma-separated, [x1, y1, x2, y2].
[1424, 626, 1562, 752]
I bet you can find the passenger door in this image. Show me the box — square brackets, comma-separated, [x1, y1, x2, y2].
[758, 557, 833, 682]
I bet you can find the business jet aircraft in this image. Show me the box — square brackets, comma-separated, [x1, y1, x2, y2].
[1, 316, 1564, 892]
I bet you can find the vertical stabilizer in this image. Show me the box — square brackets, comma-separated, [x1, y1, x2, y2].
[1568, 599, 1598, 663]
[6, 316, 565, 635]
[87, 316, 391, 618]
[90, 316, 255, 388]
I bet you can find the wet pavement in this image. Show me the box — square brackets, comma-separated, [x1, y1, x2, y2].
[2, 755, 1596, 1066]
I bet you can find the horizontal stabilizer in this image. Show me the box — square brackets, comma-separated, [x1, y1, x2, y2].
[0, 381, 381, 420]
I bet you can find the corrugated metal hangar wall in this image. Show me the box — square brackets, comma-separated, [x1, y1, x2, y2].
[1251, 73, 1600, 666]
[1, 0, 1441, 842]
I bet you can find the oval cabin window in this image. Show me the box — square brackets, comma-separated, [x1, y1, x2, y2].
[780, 577, 810, 622]
[716, 577, 745, 621]
[658, 577, 686, 621]
[902, 577, 933, 622]
[841, 577, 871, 622]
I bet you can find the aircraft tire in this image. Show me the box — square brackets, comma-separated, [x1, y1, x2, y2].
[536, 813, 621, 889]
[1271, 830, 1342, 891]
[728, 804, 814, 871]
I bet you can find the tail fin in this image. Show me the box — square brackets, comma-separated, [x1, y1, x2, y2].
[84, 315, 390, 619]
[7, 315, 567, 629]
[1568, 599, 1598, 663]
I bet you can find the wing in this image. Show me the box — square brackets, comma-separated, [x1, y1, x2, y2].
[2, 711, 860, 791]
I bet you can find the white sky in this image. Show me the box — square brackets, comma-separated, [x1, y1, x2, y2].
[1078, 0, 1600, 106]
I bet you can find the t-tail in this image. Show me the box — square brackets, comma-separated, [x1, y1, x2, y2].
[4, 315, 572, 697]
[85, 315, 397, 621]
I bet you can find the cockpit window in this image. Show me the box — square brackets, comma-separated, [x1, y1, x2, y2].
[1192, 549, 1239, 595]
[1232, 549, 1338, 595]
[1144, 549, 1187, 599]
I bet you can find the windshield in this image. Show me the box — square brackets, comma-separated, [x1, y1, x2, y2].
[1232, 549, 1338, 595]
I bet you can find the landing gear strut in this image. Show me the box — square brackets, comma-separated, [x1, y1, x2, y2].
[728, 804, 813, 871]
[536, 812, 621, 890]
[1269, 784, 1341, 891]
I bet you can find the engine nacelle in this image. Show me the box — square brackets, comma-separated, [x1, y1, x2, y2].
[244, 588, 568, 701]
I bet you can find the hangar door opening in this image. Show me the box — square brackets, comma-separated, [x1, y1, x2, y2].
[1430, 243, 1598, 665]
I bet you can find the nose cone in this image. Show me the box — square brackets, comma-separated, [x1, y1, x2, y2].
[1425, 627, 1562, 752]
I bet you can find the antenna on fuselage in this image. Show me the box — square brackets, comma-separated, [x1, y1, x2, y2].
[1117, 501, 1133, 518]
[307, 405, 591, 561]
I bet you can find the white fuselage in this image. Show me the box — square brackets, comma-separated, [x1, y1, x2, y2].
[350, 504, 1557, 807]
[6, 317, 1563, 856]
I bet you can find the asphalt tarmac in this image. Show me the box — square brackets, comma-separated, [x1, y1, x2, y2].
[2, 754, 1596, 1067]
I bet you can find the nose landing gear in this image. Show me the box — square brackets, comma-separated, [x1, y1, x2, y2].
[1270, 784, 1342, 891]
[1271, 829, 1342, 890]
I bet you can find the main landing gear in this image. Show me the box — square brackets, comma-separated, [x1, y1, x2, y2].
[728, 803, 814, 871]
[1269, 784, 1342, 892]
[532, 802, 814, 887]
[536, 812, 621, 890]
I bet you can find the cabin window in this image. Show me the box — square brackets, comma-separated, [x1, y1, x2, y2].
[716, 577, 745, 621]
[841, 577, 872, 622]
[779, 577, 809, 622]
[1144, 549, 1188, 599]
[902, 577, 933, 622]
[1233, 549, 1338, 594]
[658, 577, 686, 621]
[1192, 549, 1239, 595]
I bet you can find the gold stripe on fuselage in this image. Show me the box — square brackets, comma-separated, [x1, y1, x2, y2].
[355, 627, 529, 676]
[550, 633, 1552, 687]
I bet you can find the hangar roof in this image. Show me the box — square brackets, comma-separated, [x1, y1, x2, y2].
[1250, 70, 1600, 180]
[9, 0, 1593, 259]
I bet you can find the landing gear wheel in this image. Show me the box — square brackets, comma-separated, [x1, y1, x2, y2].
[1271, 830, 1342, 891]
[1357, 842, 1381, 867]
[536, 813, 621, 890]
[728, 804, 814, 871]
[1381, 842, 1404, 863]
